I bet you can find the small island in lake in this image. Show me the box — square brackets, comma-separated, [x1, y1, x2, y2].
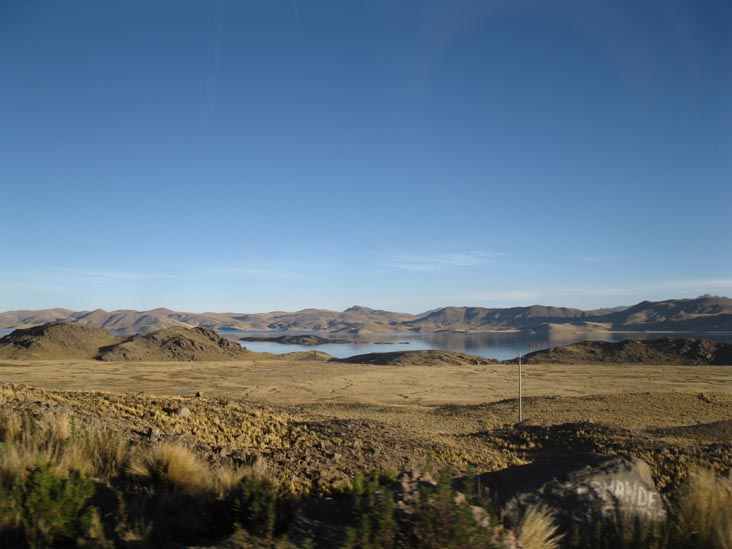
[238, 334, 352, 346]
[239, 334, 413, 346]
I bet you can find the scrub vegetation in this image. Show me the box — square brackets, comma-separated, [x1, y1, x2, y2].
[1, 383, 731, 548]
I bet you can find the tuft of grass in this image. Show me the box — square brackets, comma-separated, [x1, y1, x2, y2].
[127, 442, 211, 494]
[214, 465, 249, 498]
[44, 411, 71, 442]
[516, 506, 563, 549]
[0, 411, 130, 484]
[674, 468, 732, 548]
[77, 422, 130, 480]
[1, 412, 22, 443]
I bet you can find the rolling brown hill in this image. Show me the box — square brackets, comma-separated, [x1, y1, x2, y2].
[406, 305, 590, 332]
[96, 326, 255, 362]
[518, 337, 732, 365]
[0, 308, 75, 328]
[598, 296, 732, 331]
[227, 305, 418, 333]
[71, 307, 194, 333]
[0, 324, 256, 362]
[0, 323, 122, 360]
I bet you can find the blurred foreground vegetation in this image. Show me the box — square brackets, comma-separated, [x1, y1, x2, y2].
[1, 410, 731, 548]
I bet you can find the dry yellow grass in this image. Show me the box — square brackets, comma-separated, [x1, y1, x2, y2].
[0, 409, 129, 482]
[516, 506, 563, 549]
[2, 357, 732, 501]
[127, 442, 212, 494]
[675, 468, 732, 548]
[1, 412, 21, 443]
[1, 359, 731, 406]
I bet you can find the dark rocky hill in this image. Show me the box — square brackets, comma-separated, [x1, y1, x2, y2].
[519, 337, 732, 365]
[0, 323, 122, 360]
[97, 327, 254, 362]
[0, 323, 255, 362]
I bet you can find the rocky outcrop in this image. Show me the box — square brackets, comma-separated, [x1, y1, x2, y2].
[97, 327, 253, 362]
[0, 323, 122, 360]
[476, 453, 666, 528]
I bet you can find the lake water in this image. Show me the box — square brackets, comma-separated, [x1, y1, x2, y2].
[2, 328, 730, 362]
[219, 330, 732, 361]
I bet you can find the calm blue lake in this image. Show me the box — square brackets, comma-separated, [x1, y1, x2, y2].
[218, 330, 732, 361]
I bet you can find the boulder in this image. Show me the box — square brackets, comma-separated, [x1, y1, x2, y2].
[476, 453, 666, 528]
[175, 406, 192, 418]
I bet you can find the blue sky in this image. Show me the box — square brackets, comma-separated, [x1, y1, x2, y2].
[1, 0, 730, 313]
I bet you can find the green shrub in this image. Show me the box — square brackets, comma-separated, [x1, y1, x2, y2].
[231, 474, 280, 542]
[2, 462, 96, 547]
[341, 471, 396, 549]
[402, 469, 497, 549]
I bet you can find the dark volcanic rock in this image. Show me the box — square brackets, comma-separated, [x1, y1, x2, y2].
[475, 453, 666, 528]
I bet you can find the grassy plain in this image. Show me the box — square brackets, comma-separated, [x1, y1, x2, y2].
[2, 359, 732, 463]
[2, 359, 731, 407]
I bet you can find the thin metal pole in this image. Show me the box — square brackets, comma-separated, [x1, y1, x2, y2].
[518, 352, 523, 423]
[519, 354, 523, 422]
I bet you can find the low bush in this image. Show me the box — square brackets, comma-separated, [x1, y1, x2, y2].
[341, 471, 396, 549]
[230, 474, 281, 543]
[0, 462, 97, 547]
[401, 468, 499, 549]
[2, 406, 731, 548]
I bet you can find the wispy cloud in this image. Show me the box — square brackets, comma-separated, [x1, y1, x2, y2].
[207, 267, 303, 281]
[571, 254, 630, 264]
[554, 278, 732, 299]
[0, 279, 69, 293]
[383, 251, 503, 272]
[10, 265, 304, 288]
[29, 268, 197, 285]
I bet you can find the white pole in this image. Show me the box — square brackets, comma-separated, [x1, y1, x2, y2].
[518, 352, 523, 423]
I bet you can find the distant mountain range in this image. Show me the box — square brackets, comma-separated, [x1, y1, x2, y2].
[1, 296, 731, 335]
